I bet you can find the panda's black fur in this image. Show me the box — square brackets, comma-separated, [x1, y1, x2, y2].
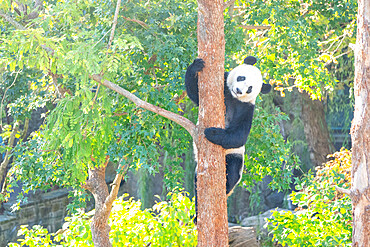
[185, 56, 271, 219]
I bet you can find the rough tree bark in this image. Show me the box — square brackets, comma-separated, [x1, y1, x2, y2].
[301, 92, 335, 167]
[196, 0, 228, 246]
[83, 161, 111, 246]
[350, 0, 370, 245]
[82, 157, 126, 247]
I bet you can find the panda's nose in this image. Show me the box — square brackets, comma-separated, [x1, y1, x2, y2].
[236, 88, 243, 95]
[246, 86, 252, 94]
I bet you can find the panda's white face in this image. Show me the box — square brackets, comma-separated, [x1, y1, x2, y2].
[226, 64, 264, 104]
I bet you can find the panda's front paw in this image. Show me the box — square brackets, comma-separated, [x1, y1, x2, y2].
[204, 127, 225, 146]
[191, 58, 205, 73]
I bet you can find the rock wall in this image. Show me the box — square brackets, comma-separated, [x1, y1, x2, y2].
[0, 189, 69, 245]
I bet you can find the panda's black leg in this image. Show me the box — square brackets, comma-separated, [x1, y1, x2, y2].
[185, 59, 205, 106]
[226, 154, 244, 196]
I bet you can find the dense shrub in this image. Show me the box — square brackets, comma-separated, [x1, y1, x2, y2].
[266, 149, 352, 246]
[9, 191, 197, 246]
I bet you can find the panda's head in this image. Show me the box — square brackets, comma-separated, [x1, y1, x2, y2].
[226, 56, 271, 104]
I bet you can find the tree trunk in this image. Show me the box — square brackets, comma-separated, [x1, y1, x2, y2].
[86, 165, 112, 247]
[351, 0, 370, 245]
[301, 92, 335, 167]
[196, 0, 228, 246]
[83, 157, 125, 247]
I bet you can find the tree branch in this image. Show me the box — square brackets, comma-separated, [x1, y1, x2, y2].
[107, 0, 121, 51]
[51, 73, 62, 97]
[122, 16, 148, 29]
[104, 160, 129, 207]
[14, 0, 27, 16]
[91, 74, 197, 139]
[224, 0, 235, 11]
[1, 70, 21, 129]
[335, 186, 363, 204]
[20, 118, 29, 141]
[0, 121, 20, 188]
[0, 10, 26, 30]
[335, 185, 351, 197]
[238, 25, 272, 30]
[1, 119, 30, 196]
[24, 0, 43, 21]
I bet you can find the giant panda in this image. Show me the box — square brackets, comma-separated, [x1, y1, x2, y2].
[185, 56, 272, 219]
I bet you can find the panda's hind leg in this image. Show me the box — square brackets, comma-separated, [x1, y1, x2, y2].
[226, 153, 244, 196]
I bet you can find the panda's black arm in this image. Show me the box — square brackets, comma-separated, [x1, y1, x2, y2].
[204, 103, 254, 149]
[185, 59, 205, 106]
[185, 59, 229, 106]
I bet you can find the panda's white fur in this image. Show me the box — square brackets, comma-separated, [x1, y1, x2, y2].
[226, 64, 264, 104]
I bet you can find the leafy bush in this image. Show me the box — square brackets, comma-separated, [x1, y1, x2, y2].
[266, 149, 352, 246]
[9, 191, 197, 247]
[244, 105, 300, 192]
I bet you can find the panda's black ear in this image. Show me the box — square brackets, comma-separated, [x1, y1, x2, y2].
[261, 83, 272, 94]
[244, 56, 257, 65]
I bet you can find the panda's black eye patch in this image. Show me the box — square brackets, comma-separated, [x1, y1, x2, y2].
[237, 76, 246, 82]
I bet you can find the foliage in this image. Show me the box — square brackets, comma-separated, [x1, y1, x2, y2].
[231, 0, 357, 99]
[8, 225, 54, 247]
[266, 149, 352, 246]
[9, 191, 197, 247]
[243, 102, 299, 193]
[109, 191, 196, 246]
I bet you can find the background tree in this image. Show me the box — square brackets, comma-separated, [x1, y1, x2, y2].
[342, 0, 370, 245]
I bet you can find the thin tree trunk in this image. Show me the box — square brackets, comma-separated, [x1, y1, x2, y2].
[82, 159, 112, 247]
[196, 0, 228, 246]
[350, 0, 370, 245]
[301, 92, 335, 167]
[83, 157, 126, 247]
[88, 165, 112, 247]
